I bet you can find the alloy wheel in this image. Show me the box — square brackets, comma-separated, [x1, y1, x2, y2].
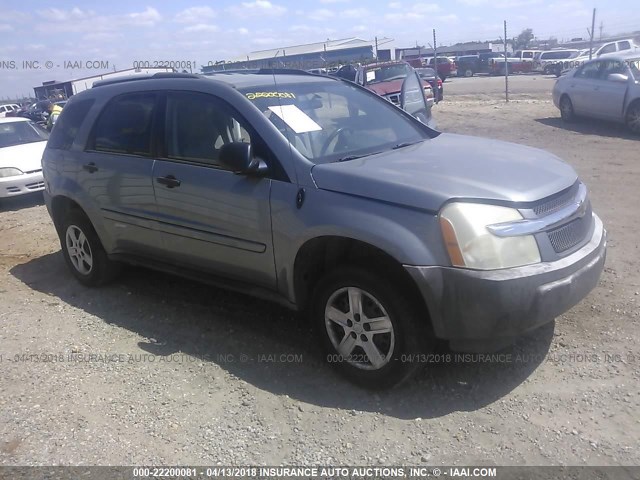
[627, 106, 640, 134]
[324, 287, 395, 371]
[65, 225, 93, 275]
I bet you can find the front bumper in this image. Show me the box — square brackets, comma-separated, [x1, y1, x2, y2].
[0, 171, 45, 198]
[405, 214, 606, 350]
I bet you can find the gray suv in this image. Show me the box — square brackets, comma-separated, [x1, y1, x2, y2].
[42, 71, 606, 388]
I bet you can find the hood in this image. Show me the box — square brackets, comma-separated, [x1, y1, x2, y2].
[0, 141, 47, 171]
[311, 133, 577, 212]
[366, 80, 403, 96]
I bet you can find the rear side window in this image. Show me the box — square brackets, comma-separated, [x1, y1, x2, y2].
[47, 99, 94, 150]
[92, 93, 156, 156]
[618, 41, 631, 51]
[599, 43, 616, 55]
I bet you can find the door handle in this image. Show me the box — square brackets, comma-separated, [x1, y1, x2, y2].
[156, 175, 181, 188]
[82, 162, 98, 173]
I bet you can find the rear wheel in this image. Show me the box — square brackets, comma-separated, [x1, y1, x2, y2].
[560, 95, 575, 122]
[625, 102, 640, 135]
[312, 266, 431, 389]
[464, 69, 474, 77]
[61, 211, 121, 286]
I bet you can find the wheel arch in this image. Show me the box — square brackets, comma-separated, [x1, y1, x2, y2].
[625, 97, 640, 117]
[50, 195, 87, 238]
[292, 235, 433, 329]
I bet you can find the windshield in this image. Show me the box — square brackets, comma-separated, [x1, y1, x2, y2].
[627, 59, 640, 79]
[364, 63, 412, 85]
[0, 121, 49, 148]
[240, 80, 428, 164]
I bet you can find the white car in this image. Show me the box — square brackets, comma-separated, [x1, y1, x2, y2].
[0, 117, 49, 198]
[0, 104, 20, 118]
[553, 56, 640, 134]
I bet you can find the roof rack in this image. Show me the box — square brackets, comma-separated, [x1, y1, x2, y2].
[203, 68, 316, 77]
[93, 72, 201, 88]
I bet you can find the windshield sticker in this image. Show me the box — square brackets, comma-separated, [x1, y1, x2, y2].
[245, 91, 296, 100]
[366, 70, 376, 82]
[267, 105, 322, 134]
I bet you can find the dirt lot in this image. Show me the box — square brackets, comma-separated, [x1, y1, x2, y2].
[1, 84, 639, 467]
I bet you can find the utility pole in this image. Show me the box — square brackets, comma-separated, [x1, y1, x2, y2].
[375, 36, 378, 59]
[504, 20, 509, 103]
[599, 21, 603, 40]
[589, 8, 596, 60]
[433, 29, 437, 74]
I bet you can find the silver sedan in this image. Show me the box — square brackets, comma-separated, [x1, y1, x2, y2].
[552, 56, 640, 134]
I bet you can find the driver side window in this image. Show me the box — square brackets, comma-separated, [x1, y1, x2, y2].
[164, 92, 251, 168]
[575, 62, 602, 80]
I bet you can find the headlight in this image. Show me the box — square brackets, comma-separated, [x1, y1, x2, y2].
[0, 167, 24, 178]
[439, 202, 541, 270]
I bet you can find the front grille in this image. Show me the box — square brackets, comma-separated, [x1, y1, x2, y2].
[548, 216, 590, 253]
[533, 186, 576, 216]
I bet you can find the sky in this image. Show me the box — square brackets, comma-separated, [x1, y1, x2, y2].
[0, 0, 638, 99]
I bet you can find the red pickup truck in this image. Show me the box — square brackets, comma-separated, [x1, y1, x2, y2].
[406, 57, 457, 81]
[489, 57, 533, 75]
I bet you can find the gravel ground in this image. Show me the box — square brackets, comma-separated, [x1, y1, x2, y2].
[1, 89, 639, 467]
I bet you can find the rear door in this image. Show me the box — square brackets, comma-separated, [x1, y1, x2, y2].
[80, 92, 162, 256]
[151, 91, 276, 288]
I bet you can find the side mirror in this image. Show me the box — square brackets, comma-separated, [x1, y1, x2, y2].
[218, 142, 268, 176]
[607, 73, 628, 83]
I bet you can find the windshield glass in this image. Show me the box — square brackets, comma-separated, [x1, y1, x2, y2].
[240, 80, 428, 164]
[364, 63, 412, 85]
[0, 121, 49, 148]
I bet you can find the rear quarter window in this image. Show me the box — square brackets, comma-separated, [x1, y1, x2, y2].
[47, 99, 95, 150]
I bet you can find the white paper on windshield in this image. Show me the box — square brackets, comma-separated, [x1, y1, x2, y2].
[268, 105, 322, 134]
[366, 70, 376, 82]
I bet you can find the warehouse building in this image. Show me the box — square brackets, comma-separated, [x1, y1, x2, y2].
[201, 37, 395, 73]
[33, 67, 173, 100]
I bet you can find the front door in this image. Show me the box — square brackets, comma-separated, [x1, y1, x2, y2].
[151, 91, 276, 289]
[592, 59, 629, 121]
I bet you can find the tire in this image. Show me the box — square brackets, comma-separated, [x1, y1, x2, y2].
[312, 266, 431, 389]
[554, 64, 563, 78]
[60, 211, 121, 287]
[559, 95, 575, 123]
[625, 102, 640, 135]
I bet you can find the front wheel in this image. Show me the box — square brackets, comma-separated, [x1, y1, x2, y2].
[61, 212, 121, 286]
[312, 267, 430, 389]
[464, 69, 474, 77]
[626, 103, 640, 135]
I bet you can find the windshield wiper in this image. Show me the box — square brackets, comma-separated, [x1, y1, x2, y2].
[337, 152, 382, 162]
[392, 140, 423, 149]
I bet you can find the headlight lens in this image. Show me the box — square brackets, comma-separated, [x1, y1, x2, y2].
[0, 167, 24, 178]
[439, 202, 541, 270]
